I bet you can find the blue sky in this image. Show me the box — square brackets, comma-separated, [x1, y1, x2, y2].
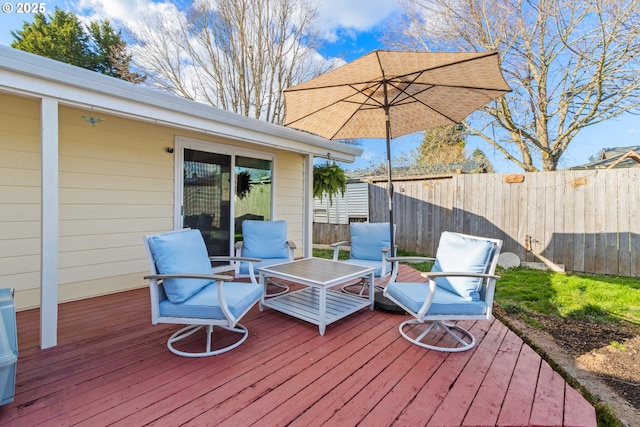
[1, 0, 638, 172]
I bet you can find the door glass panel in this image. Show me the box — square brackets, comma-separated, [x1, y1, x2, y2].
[182, 149, 231, 257]
[234, 156, 272, 241]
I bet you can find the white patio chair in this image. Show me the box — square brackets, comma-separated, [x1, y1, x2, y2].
[383, 231, 502, 352]
[331, 222, 395, 296]
[234, 220, 296, 297]
[143, 229, 262, 357]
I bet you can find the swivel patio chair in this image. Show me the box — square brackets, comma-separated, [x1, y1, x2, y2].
[235, 220, 296, 297]
[383, 231, 502, 352]
[331, 222, 395, 296]
[143, 228, 262, 357]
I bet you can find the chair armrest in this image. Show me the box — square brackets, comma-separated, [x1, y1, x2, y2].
[209, 256, 262, 263]
[287, 240, 297, 250]
[330, 240, 350, 248]
[386, 256, 435, 263]
[420, 271, 501, 280]
[144, 273, 234, 281]
[234, 241, 244, 250]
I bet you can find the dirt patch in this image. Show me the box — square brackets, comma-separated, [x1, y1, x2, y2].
[495, 307, 640, 426]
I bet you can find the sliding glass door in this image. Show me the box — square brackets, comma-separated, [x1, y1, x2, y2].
[178, 139, 273, 259]
[182, 149, 231, 257]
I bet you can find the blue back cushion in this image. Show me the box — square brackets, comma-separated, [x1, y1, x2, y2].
[431, 232, 495, 301]
[242, 220, 289, 258]
[350, 222, 390, 261]
[147, 229, 214, 304]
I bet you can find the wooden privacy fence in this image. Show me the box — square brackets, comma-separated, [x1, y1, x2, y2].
[313, 168, 640, 277]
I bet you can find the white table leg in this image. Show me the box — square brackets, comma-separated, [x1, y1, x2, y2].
[319, 287, 327, 336]
[367, 272, 375, 309]
[259, 272, 266, 311]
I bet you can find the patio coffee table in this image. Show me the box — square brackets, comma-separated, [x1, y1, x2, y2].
[258, 258, 375, 335]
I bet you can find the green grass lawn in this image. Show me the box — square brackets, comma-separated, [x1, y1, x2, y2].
[313, 247, 640, 326]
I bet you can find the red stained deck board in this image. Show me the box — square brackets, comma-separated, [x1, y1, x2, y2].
[99, 313, 328, 426]
[428, 319, 510, 425]
[462, 327, 524, 426]
[563, 382, 598, 427]
[191, 311, 401, 426]
[390, 320, 491, 425]
[496, 343, 543, 426]
[311, 332, 416, 426]
[261, 318, 409, 426]
[530, 362, 567, 426]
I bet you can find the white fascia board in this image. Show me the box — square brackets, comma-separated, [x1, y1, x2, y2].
[0, 46, 363, 162]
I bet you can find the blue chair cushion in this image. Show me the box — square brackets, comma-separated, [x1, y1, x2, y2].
[159, 280, 262, 319]
[343, 258, 391, 278]
[386, 281, 487, 316]
[350, 222, 391, 261]
[242, 220, 289, 259]
[238, 257, 290, 275]
[431, 232, 495, 301]
[147, 229, 214, 304]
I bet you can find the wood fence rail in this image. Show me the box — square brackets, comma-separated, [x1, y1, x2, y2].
[313, 168, 640, 277]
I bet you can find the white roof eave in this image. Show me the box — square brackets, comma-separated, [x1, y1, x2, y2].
[0, 45, 362, 162]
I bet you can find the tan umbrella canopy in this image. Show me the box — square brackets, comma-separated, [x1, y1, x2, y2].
[284, 50, 511, 250]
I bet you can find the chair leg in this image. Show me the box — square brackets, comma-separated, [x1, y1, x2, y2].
[264, 279, 289, 297]
[167, 324, 249, 357]
[399, 319, 476, 352]
[341, 279, 384, 297]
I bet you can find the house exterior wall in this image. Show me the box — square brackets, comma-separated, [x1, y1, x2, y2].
[0, 93, 42, 310]
[0, 92, 306, 311]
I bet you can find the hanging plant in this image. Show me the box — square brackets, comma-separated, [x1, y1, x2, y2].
[313, 162, 346, 205]
[236, 171, 252, 199]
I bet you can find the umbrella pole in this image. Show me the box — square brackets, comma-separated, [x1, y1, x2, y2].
[384, 98, 395, 258]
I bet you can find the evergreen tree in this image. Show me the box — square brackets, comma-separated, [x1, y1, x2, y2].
[11, 7, 145, 83]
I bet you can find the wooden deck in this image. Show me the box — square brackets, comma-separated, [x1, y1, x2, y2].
[0, 264, 596, 426]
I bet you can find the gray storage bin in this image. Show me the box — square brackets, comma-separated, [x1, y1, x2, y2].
[0, 288, 17, 406]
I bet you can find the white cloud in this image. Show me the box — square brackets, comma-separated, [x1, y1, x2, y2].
[315, 0, 400, 31]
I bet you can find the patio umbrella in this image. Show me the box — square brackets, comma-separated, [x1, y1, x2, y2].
[283, 50, 511, 251]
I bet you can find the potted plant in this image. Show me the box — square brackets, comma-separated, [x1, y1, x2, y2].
[313, 162, 347, 205]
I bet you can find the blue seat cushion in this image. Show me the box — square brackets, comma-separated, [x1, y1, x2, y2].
[242, 220, 289, 259]
[343, 258, 391, 278]
[431, 232, 496, 301]
[386, 281, 487, 316]
[350, 222, 391, 261]
[159, 281, 262, 319]
[238, 257, 290, 275]
[147, 229, 214, 304]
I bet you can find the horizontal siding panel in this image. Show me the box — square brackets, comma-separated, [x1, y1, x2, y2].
[0, 238, 39, 258]
[61, 232, 147, 252]
[60, 188, 171, 205]
[0, 254, 40, 276]
[0, 168, 40, 186]
[59, 156, 172, 180]
[0, 186, 40, 203]
[60, 172, 173, 192]
[59, 258, 147, 284]
[59, 218, 173, 236]
[0, 221, 41, 239]
[0, 204, 41, 222]
[60, 246, 144, 269]
[60, 204, 171, 220]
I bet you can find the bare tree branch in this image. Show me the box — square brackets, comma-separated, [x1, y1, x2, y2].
[128, 0, 335, 124]
[387, 0, 640, 171]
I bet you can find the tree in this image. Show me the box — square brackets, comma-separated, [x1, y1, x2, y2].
[388, 0, 640, 171]
[129, 0, 334, 124]
[11, 7, 145, 83]
[416, 125, 468, 166]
